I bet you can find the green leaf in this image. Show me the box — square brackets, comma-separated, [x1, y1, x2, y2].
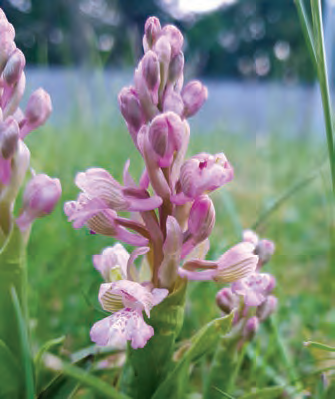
[239, 386, 285, 399]
[0, 224, 27, 366]
[37, 354, 93, 399]
[11, 287, 35, 399]
[0, 339, 22, 399]
[119, 277, 187, 398]
[34, 336, 66, 390]
[40, 354, 130, 399]
[304, 341, 335, 352]
[152, 312, 234, 399]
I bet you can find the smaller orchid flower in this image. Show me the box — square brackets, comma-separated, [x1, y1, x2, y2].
[90, 280, 168, 349]
[172, 152, 234, 204]
[231, 272, 274, 307]
[179, 242, 258, 283]
[16, 173, 61, 231]
[93, 243, 130, 282]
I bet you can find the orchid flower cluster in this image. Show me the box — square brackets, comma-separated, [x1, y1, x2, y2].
[0, 8, 61, 243]
[216, 229, 276, 344]
[65, 16, 266, 350]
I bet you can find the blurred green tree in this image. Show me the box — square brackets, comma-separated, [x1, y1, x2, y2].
[1, 0, 314, 81]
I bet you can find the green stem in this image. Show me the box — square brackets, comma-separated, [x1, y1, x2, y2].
[310, 0, 335, 197]
[294, 0, 318, 70]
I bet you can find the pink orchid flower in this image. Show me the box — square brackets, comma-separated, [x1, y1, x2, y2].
[179, 242, 258, 283]
[90, 280, 168, 349]
[231, 272, 274, 307]
[172, 152, 234, 204]
[93, 243, 130, 283]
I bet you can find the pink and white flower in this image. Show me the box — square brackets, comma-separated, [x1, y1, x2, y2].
[179, 242, 258, 283]
[231, 272, 274, 307]
[173, 152, 234, 203]
[90, 280, 168, 349]
[93, 243, 130, 282]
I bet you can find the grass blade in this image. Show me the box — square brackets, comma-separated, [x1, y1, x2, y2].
[11, 287, 35, 399]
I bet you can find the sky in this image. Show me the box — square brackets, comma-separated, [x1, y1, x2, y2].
[160, 0, 237, 19]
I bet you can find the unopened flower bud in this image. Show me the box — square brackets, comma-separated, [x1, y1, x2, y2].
[255, 239, 275, 265]
[0, 11, 16, 72]
[216, 287, 239, 314]
[148, 111, 184, 167]
[141, 50, 160, 105]
[163, 87, 184, 116]
[168, 51, 184, 84]
[3, 48, 25, 85]
[182, 80, 208, 118]
[144, 17, 161, 49]
[118, 86, 144, 139]
[243, 316, 259, 341]
[256, 295, 278, 321]
[0, 117, 19, 159]
[188, 195, 215, 243]
[21, 88, 52, 138]
[3, 72, 25, 119]
[153, 36, 171, 95]
[243, 229, 259, 246]
[16, 174, 61, 231]
[161, 24, 184, 57]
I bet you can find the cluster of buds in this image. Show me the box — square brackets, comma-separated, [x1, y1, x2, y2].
[65, 17, 262, 349]
[0, 9, 61, 240]
[216, 230, 277, 344]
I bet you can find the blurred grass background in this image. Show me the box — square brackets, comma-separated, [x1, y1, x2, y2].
[23, 108, 335, 393]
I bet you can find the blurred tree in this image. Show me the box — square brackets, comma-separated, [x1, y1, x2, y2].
[1, 0, 314, 82]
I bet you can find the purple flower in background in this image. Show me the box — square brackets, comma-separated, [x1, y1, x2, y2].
[231, 272, 274, 307]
